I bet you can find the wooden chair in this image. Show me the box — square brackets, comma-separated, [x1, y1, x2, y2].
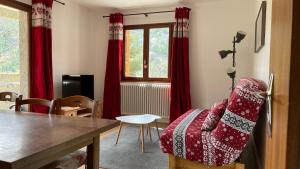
[15, 97, 87, 169]
[0, 92, 23, 110]
[0, 92, 22, 102]
[15, 98, 55, 114]
[54, 95, 95, 117]
[94, 100, 103, 118]
[47, 95, 95, 169]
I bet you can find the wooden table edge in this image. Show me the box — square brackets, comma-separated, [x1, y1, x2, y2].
[10, 120, 118, 169]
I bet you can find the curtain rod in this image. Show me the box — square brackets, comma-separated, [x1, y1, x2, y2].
[54, 0, 65, 5]
[102, 10, 176, 18]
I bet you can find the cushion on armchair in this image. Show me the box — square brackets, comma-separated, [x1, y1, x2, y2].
[208, 78, 267, 163]
[160, 108, 210, 159]
[160, 77, 267, 166]
[201, 99, 228, 131]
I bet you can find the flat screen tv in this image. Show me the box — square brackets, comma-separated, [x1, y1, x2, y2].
[62, 75, 94, 99]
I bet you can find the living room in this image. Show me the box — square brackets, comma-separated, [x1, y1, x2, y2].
[0, 0, 299, 169]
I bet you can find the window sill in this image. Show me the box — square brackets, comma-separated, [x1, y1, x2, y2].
[121, 79, 170, 83]
[121, 81, 171, 85]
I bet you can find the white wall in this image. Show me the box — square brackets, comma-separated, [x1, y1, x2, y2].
[121, 6, 176, 25]
[253, 0, 272, 82]
[51, 1, 111, 99]
[17, 0, 112, 99]
[189, 0, 255, 108]
[121, 0, 256, 108]
[87, 9, 112, 100]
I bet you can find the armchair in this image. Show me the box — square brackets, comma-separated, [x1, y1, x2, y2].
[160, 78, 267, 169]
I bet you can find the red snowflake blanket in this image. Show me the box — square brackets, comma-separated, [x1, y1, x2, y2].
[160, 78, 267, 166]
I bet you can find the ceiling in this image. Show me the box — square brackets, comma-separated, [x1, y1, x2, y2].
[69, 0, 190, 9]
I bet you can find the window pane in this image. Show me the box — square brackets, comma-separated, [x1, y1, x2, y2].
[124, 29, 144, 78]
[0, 5, 29, 109]
[149, 27, 169, 78]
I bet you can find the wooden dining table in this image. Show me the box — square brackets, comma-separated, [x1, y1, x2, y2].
[0, 110, 118, 169]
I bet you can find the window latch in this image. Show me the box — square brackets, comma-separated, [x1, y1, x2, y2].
[144, 60, 148, 69]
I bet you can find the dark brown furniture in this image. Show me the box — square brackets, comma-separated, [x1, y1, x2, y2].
[15, 98, 55, 114]
[0, 92, 22, 102]
[0, 110, 118, 169]
[94, 100, 103, 118]
[54, 95, 95, 117]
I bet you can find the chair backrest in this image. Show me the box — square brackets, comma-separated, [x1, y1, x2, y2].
[94, 100, 103, 118]
[0, 92, 22, 102]
[15, 98, 55, 114]
[211, 78, 267, 154]
[54, 95, 95, 117]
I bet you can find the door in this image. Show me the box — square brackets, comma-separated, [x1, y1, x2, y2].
[263, 0, 300, 168]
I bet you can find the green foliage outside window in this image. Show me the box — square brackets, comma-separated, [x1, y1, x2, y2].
[124, 26, 170, 79]
[0, 16, 20, 73]
[149, 28, 169, 78]
[125, 29, 143, 77]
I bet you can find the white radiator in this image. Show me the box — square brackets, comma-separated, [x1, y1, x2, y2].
[121, 82, 171, 120]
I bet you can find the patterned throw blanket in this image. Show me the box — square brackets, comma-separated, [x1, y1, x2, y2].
[160, 78, 267, 166]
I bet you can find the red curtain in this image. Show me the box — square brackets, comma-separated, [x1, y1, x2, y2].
[170, 7, 192, 123]
[31, 0, 54, 113]
[102, 13, 123, 119]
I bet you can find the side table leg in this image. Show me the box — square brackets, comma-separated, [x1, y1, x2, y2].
[141, 124, 145, 153]
[148, 124, 152, 142]
[115, 122, 123, 144]
[138, 126, 141, 141]
[155, 120, 160, 139]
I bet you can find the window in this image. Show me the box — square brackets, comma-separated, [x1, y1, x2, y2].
[0, 1, 31, 109]
[123, 23, 173, 82]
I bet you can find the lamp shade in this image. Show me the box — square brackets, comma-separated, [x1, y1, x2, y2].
[219, 50, 233, 59]
[235, 31, 247, 43]
[226, 67, 236, 79]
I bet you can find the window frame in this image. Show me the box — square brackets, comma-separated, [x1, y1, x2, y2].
[122, 22, 173, 82]
[0, 0, 31, 12]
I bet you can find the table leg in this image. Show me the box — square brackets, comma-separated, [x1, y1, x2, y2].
[146, 125, 149, 136]
[155, 120, 160, 139]
[115, 122, 123, 144]
[138, 126, 141, 141]
[87, 136, 100, 169]
[141, 125, 144, 153]
[148, 124, 152, 142]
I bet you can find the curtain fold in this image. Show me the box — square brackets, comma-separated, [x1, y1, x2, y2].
[31, 0, 54, 113]
[169, 7, 192, 123]
[102, 13, 123, 119]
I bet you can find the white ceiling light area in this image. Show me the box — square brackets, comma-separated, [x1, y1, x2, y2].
[70, 0, 191, 9]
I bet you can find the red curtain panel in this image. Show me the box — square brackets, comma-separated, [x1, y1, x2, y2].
[31, 0, 54, 113]
[102, 13, 123, 119]
[170, 7, 192, 123]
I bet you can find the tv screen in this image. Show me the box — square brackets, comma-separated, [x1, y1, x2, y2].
[62, 75, 94, 99]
